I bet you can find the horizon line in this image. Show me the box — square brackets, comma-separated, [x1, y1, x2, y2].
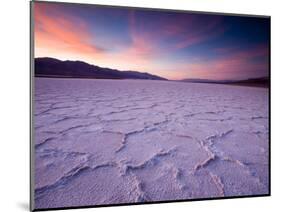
[34, 57, 269, 82]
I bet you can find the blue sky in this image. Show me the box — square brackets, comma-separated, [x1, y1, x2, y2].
[34, 2, 270, 80]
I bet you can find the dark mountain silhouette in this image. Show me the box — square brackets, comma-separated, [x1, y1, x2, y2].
[34, 57, 167, 80]
[182, 77, 269, 87]
[182, 79, 234, 83]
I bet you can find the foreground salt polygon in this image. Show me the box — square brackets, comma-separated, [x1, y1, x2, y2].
[34, 78, 269, 209]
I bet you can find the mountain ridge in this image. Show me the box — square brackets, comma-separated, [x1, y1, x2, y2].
[34, 57, 167, 81]
[181, 77, 269, 87]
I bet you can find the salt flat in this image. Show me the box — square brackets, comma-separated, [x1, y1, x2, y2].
[34, 78, 269, 209]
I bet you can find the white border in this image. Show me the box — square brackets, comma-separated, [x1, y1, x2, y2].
[0, 0, 280, 211]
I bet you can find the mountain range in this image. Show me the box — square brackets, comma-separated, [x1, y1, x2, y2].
[182, 77, 269, 87]
[34, 57, 269, 87]
[34, 57, 167, 80]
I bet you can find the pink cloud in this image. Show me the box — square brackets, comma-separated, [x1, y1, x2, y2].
[34, 3, 104, 60]
[173, 18, 225, 49]
[174, 44, 269, 80]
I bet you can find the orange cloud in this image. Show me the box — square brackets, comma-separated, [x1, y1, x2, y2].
[34, 3, 104, 61]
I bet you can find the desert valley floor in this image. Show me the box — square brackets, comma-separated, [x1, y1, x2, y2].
[34, 78, 269, 209]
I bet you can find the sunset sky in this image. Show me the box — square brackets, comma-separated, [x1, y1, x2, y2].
[34, 2, 270, 80]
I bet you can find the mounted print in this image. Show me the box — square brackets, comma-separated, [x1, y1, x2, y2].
[30, 1, 270, 211]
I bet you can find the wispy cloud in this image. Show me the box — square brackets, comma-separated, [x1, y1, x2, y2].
[34, 2, 269, 80]
[112, 11, 225, 71]
[34, 3, 104, 60]
[174, 44, 269, 80]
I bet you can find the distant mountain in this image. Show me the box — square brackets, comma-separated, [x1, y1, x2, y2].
[34, 57, 167, 80]
[182, 77, 269, 87]
[182, 78, 234, 83]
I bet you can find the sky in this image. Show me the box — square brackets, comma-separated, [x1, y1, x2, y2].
[34, 2, 270, 80]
